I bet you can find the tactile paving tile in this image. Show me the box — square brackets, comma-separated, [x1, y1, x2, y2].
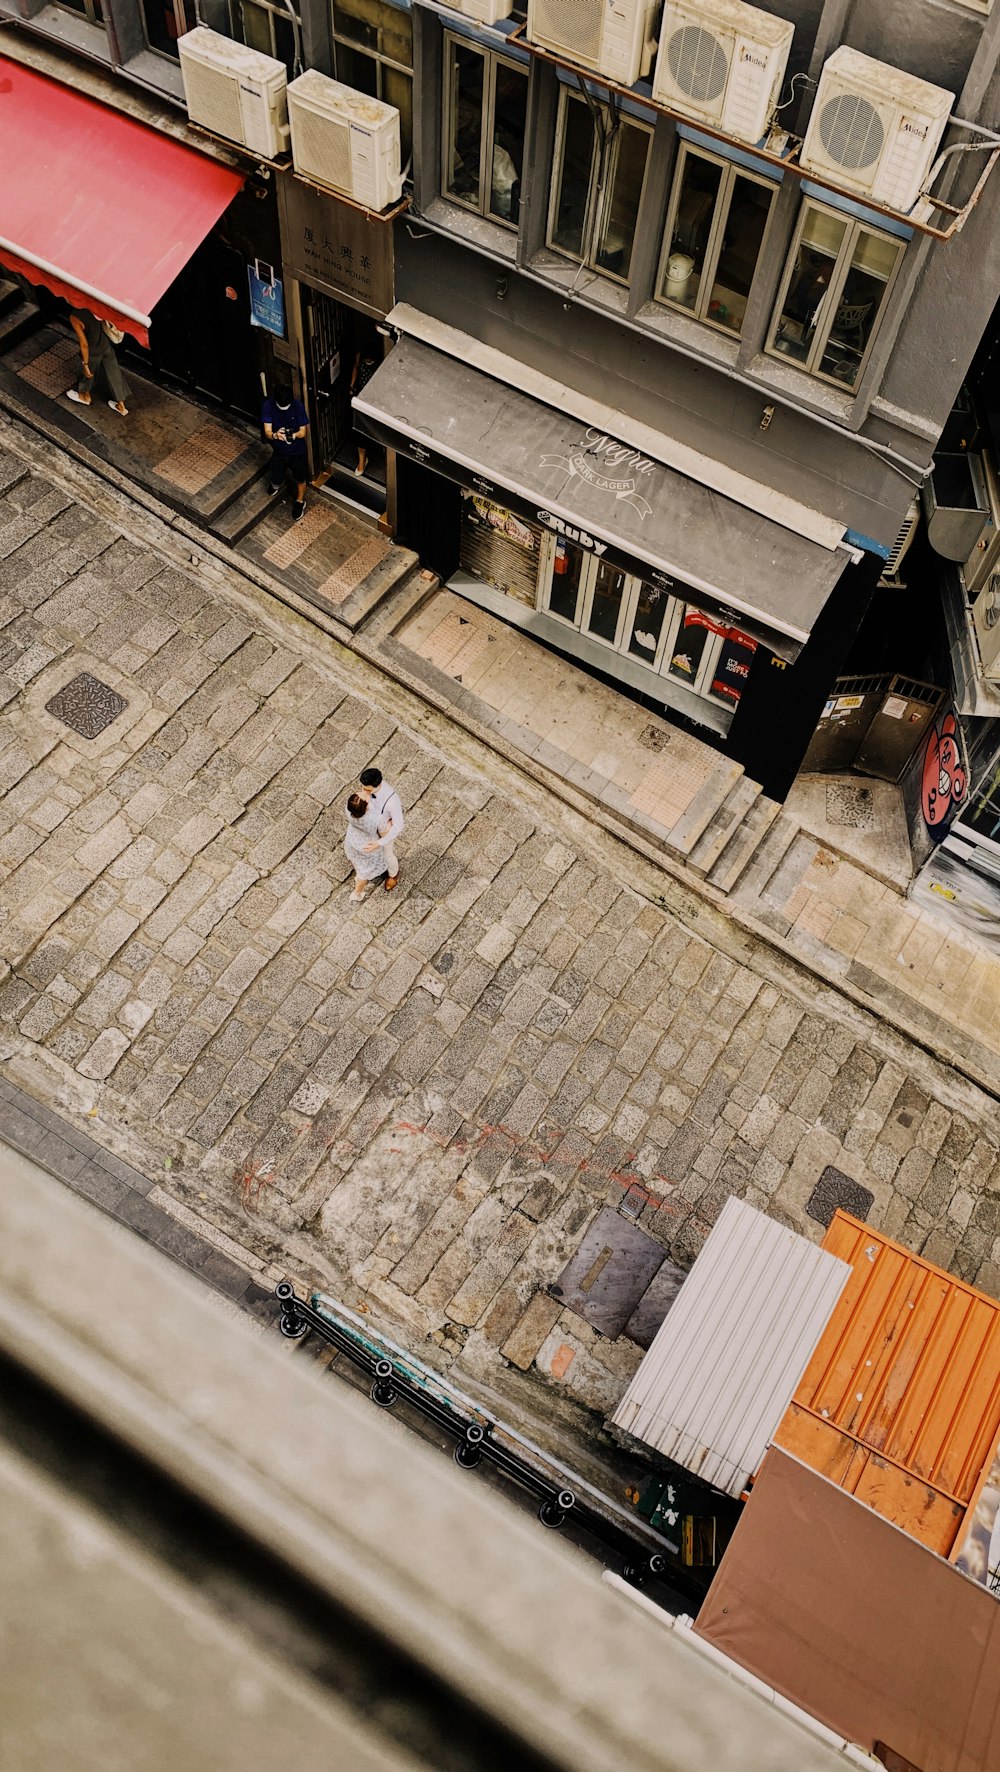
[628, 758, 708, 829]
[315, 534, 392, 602]
[155, 423, 247, 493]
[263, 503, 338, 568]
[18, 339, 79, 397]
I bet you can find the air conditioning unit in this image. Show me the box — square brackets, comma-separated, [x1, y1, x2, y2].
[800, 47, 953, 213]
[287, 71, 402, 211]
[444, 0, 513, 23]
[973, 572, 1000, 678]
[178, 27, 289, 159]
[653, 0, 793, 146]
[526, 0, 659, 88]
[878, 496, 920, 586]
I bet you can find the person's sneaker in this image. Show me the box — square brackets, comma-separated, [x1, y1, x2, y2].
[292, 499, 306, 521]
[266, 480, 282, 495]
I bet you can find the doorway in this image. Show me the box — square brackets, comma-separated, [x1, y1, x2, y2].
[300, 286, 386, 512]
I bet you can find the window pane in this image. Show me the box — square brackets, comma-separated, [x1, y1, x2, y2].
[818, 227, 900, 388]
[667, 607, 715, 683]
[772, 206, 848, 366]
[595, 122, 649, 280]
[241, 1, 273, 55]
[333, 0, 411, 65]
[586, 561, 628, 644]
[661, 151, 723, 315]
[273, 10, 296, 74]
[548, 540, 585, 621]
[145, 0, 193, 52]
[627, 581, 672, 661]
[709, 173, 773, 334]
[336, 41, 379, 99]
[552, 98, 595, 261]
[383, 65, 413, 164]
[446, 43, 485, 208]
[489, 62, 528, 225]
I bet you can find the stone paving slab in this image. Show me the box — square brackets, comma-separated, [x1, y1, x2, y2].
[2, 429, 1000, 1442]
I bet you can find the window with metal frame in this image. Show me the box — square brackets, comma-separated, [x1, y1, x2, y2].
[656, 143, 776, 337]
[442, 36, 529, 228]
[56, 0, 105, 25]
[140, 0, 196, 57]
[548, 89, 652, 285]
[540, 539, 755, 707]
[331, 0, 413, 165]
[766, 198, 904, 390]
[233, 0, 301, 74]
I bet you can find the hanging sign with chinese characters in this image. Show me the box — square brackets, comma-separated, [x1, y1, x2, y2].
[247, 261, 286, 337]
[277, 170, 393, 317]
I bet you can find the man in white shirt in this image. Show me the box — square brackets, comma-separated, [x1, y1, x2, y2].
[358, 767, 404, 891]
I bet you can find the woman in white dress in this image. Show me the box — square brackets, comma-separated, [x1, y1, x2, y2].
[344, 794, 388, 900]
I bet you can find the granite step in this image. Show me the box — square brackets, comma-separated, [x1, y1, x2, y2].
[664, 757, 745, 857]
[210, 474, 283, 544]
[717, 803, 795, 900]
[687, 775, 762, 877]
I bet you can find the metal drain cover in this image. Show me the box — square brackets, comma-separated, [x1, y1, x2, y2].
[807, 1165, 874, 1228]
[826, 783, 876, 829]
[46, 672, 128, 740]
[623, 1256, 687, 1350]
[550, 1206, 666, 1338]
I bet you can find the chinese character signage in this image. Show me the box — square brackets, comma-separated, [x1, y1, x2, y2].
[277, 172, 393, 317]
[247, 262, 286, 337]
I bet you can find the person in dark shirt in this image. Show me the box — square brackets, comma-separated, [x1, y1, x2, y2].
[262, 382, 309, 521]
[65, 308, 129, 416]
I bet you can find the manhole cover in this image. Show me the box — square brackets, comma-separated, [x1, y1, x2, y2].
[623, 1256, 687, 1350]
[550, 1206, 666, 1338]
[806, 1165, 874, 1228]
[46, 672, 128, 740]
[638, 724, 668, 753]
[826, 783, 876, 829]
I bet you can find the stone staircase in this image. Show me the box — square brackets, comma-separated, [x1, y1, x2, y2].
[669, 770, 790, 898]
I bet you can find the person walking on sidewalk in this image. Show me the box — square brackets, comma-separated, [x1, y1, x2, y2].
[262, 382, 309, 522]
[357, 767, 404, 891]
[65, 308, 129, 417]
[344, 793, 389, 901]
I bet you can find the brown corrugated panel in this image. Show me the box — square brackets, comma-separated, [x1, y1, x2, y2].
[696, 1448, 1000, 1772]
[772, 1212, 1000, 1552]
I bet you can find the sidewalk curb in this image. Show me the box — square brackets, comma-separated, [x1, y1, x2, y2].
[1, 391, 996, 1105]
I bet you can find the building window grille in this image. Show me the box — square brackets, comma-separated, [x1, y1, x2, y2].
[332, 0, 413, 164]
[233, 0, 302, 74]
[548, 89, 651, 286]
[656, 143, 776, 337]
[442, 36, 528, 228]
[766, 198, 904, 390]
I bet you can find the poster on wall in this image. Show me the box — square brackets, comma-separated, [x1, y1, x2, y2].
[711, 630, 758, 705]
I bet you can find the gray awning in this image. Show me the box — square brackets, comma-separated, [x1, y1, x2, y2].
[353, 337, 854, 655]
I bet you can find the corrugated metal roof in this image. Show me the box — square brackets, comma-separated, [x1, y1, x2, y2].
[773, 1212, 1000, 1553]
[610, 1199, 851, 1497]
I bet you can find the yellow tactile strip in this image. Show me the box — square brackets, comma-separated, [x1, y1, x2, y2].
[155, 423, 247, 494]
[19, 339, 78, 397]
[315, 535, 392, 602]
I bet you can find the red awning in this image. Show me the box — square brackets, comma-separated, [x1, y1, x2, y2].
[0, 56, 245, 345]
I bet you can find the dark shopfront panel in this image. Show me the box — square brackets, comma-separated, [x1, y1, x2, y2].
[138, 180, 283, 421]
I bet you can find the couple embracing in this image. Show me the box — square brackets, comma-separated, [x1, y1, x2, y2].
[345, 767, 404, 901]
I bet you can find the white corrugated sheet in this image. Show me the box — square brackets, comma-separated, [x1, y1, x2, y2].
[611, 1198, 851, 1497]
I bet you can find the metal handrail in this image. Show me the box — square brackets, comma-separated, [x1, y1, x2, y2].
[275, 1281, 701, 1600]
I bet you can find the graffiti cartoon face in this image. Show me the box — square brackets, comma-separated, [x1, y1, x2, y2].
[921, 711, 967, 836]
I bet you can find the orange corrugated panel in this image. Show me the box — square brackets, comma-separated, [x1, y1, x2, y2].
[773, 1212, 1000, 1552]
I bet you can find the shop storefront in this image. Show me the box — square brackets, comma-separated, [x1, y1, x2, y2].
[353, 327, 858, 746]
[277, 171, 397, 517]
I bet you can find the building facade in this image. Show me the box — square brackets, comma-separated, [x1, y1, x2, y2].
[2, 0, 1000, 804]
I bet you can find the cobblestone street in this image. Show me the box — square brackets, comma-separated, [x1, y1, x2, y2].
[2, 422, 1000, 1446]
